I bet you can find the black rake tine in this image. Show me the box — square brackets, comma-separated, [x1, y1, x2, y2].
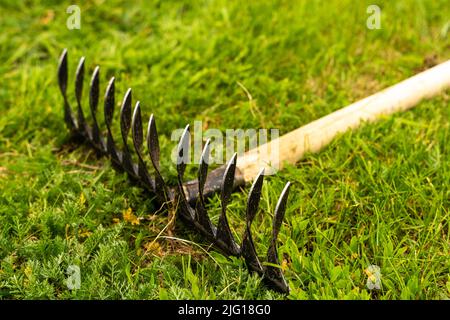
[176, 125, 190, 182]
[216, 153, 240, 255]
[57, 49, 76, 131]
[147, 114, 167, 201]
[104, 77, 121, 164]
[89, 66, 103, 148]
[147, 115, 161, 171]
[58, 49, 68, 95]
[265, 182, 291, 293]
[131, 101, 153, 190]
[241, 168, 265, 273]
[195, 139, 216, 235]
[119, 88, 137, 176]
[176, 125, 196, 220]
[198, 139, 211, 198]
[75, 56, 87, 133]
[103, 77, 115, 127]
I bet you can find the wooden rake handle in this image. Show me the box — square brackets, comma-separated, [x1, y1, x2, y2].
[237, 60, 450, 182]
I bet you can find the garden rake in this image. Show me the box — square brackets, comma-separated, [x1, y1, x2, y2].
[57, 49, 450, 294]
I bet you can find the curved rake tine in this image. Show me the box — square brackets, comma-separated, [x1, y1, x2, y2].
[176, 125, 195, 220]
[75, 57, 87, 135]
[216, 153, 240, 255]
[241, 168, 265, 273]
[119, 88, 137, 176]
[89, 66, 103, 149]
[57, 49, 76, 131]
[265, 182, 291, 293]
[131, 101, 153, 190]
[195, 139, 216, 235]
[147, 114, 168, 201]
[104, 77, 121, 165]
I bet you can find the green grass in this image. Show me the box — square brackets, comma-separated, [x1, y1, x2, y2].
[0, 0, 449, 299]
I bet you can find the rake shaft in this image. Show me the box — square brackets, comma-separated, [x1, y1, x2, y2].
[237, 60, 450, 181]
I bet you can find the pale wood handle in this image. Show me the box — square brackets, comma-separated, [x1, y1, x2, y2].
[238, 60, 450, 182]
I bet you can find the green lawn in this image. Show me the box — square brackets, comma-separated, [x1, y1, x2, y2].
[0, 0, 449, 299]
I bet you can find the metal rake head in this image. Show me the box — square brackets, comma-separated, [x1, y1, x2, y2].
[57, 49, 291, 293]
